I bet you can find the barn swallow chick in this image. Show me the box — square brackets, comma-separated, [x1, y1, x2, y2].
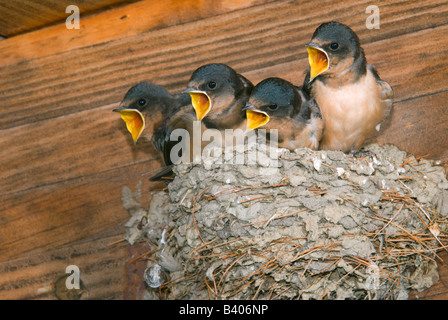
[244, 77, 323, 150]
[113, 82, 197, 181]
[113, 81, 190, 145]
[303, 21, 393, 153]
[183, 63, 253, 131]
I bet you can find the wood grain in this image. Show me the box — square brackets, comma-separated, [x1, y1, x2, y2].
[0, 0, 447, 299]
[0, 232, 128, 299]
[0, 164, 152, 261]
[0, 0, 268, 65]
[0, 0, 139, 37]
[375, 91, 448, 162]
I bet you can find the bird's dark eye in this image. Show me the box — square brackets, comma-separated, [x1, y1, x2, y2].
[329, 42, 339, 50]
[268, 104, 278, 110]
[208, 82, 217, 89]
[138, 99, 146, 106]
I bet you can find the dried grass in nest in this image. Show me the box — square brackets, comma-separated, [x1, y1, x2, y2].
[120, 143, 448, 300]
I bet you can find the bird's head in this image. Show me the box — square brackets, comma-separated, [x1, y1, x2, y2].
[244, 77, 300, 131]
[183, 63, 251, 121]
[113, 82, 171, 144]
[306, 22, 361, 82]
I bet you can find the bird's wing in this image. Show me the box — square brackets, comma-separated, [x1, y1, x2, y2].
[149, 165, 174, 182]
[152, 118, 175, 167]
[377, 79, 394, 121]
[150, 108, 197, 181]
[369, 64, 394, 121]
[301, 69, 313, 98]
[150, 119, 176, 182]
[296, 86, 322, 122]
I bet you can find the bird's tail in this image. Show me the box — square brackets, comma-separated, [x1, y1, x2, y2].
[149, 165, 175, 182]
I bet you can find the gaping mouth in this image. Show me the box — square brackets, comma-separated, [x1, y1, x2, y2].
[113, 108, 145, 143]
[307, 44, 329, 81]
[185, 90, 211, 121]
[246, 109, 270, 130]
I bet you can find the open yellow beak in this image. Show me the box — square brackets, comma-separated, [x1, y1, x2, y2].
[246, 110, 270, 131]
[114, 108, 145, 143]
[307, 45, 329, 81]
[186, 91, 211, 121]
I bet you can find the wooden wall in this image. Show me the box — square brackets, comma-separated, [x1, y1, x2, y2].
[0, 0, 140, 36]
[0, 0, 447, 299]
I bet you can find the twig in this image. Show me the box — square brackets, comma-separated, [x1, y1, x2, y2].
[127, 248, 157, 264]
[243, 208, 306, 227]
[240, 194, 271, 203]
[190, 238, 218, 256]
[270, 285, 292, 300]
[191, 186, 210, 246]
[217, 252, 248, 295]
[400, 154, 430, 167]
[252, 277, 266, 300]
[373, 203, 405, 239]
[228, 279, 256, 298]
[107, 238, 126, 247]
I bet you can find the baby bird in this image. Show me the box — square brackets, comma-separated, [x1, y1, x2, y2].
[113, 81, 190, 145]
[113, 81, 201, 181]
[244, 77, 323, 150]
[183, 63, 253, 132]
[303, 21, 393, 153]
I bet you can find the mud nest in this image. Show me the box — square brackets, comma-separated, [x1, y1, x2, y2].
[121, 142, 448, 300]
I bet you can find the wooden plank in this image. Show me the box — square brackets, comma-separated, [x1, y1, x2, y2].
[374, 91, 448, 162]
[0, 103, 158, 195]
[0, 105, 164, 261]
[0, 232, 128, 299]
[1, 0, 446, 67]
[0, 0, 140, 37]
[0, 0, 269, 65]
[0, 159, 162, 261]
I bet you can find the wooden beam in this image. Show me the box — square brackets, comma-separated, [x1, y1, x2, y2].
[0, 103, 159, 195]
[374, 91, 448, 162]
[0, 0, 269, 65]
[0, 159, 162, 261]
[0, 104, 164, 261]
[0, 0, 140, 37]
[0, 232, 128, 299]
